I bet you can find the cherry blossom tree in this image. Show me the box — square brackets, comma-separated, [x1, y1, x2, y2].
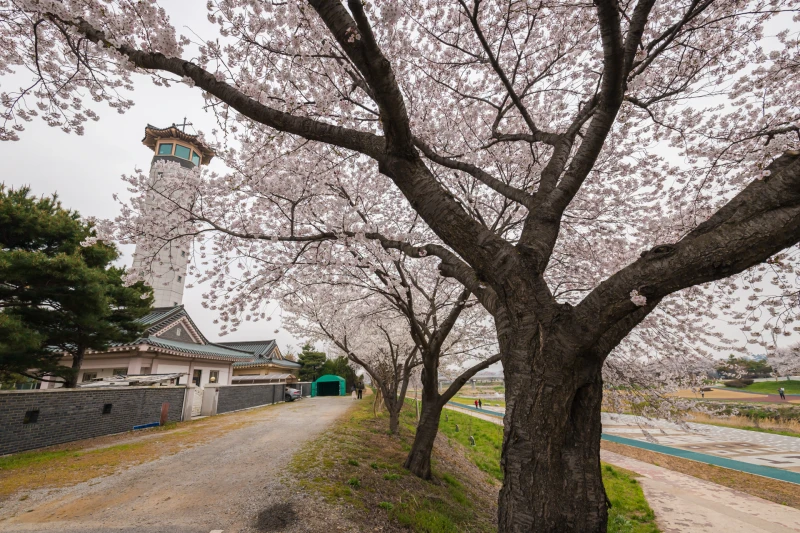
[286, 248, 499, 477]
[2, 1, 800, 531]
[768, 343, 800, 379]
[284, 283, 421, 434]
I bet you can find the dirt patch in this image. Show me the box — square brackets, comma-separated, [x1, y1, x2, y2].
[0, 404, 276, 502]
[0, 398, 358, 532]
[601, 440, 800, 509]
[255, 502, 297, 531]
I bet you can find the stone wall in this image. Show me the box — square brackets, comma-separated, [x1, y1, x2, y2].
[215, 383, 283, 414]
[0, 387, 185, 455]
[295, 382, 312, 397]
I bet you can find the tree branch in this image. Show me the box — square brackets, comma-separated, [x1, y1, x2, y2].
[439, 352, 503, 405]
[413, 136, 535, 209]
[577, 152, 800, 350]
[56, 15, 386, 159]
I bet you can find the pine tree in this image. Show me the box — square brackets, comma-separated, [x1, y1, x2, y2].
[0, 186, 153, 387]
[297, 343, 326, 382]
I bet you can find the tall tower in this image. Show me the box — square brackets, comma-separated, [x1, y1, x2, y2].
[134, 124, 215, 308]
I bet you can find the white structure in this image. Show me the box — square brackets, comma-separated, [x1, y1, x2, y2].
[40, 305, 241, 389]
[132, 124, 215, 307]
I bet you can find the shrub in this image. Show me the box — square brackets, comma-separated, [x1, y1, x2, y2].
[347, 459, 359, 466]
[723, 379, 754, 388]
[378, 501, 394, 511]
[346, 477, 361, 489]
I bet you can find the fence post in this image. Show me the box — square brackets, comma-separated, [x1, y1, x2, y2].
[200, 385, 219, 416]
[181, 386, 195, 421]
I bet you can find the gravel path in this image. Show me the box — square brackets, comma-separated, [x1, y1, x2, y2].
[0, 397, 356, 533]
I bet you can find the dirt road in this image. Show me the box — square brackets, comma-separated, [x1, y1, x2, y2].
[0, 397, 354, 533]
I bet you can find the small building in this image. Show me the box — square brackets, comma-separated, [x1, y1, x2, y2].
[219, 340, 301, 384]
[39, 305, 294, 390]
[39, 305, 243, 388]
[311, 374, 346, 397]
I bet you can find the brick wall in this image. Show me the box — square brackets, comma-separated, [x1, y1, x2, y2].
[296, 382, 312, 397]
[216, 383, 283, 414]
[0, 387, 186, 456]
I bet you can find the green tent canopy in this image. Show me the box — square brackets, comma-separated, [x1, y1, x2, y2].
[312, 374, 346, 397]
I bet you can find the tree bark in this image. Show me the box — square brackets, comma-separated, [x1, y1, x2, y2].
[497, 321, 607, 533]
[404, 350, 502, 479]
[403, 392, 442, 479]
[387, 406, 401, 434]
[64, 347, 85, 388]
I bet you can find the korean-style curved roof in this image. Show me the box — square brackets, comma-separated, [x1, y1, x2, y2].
[142, 124, 215, 165]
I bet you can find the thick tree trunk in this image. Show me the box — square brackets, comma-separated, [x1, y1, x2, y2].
[388, 405, 401, 434]
[498, 323, 607, 533]
[403, 392, 442, 479]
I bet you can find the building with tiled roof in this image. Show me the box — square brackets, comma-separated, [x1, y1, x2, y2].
[217, 340, 301, 384]
[40, 305, 290, 389]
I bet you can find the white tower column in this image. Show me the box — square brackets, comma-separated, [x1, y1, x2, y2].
[132, 124, 214, 307]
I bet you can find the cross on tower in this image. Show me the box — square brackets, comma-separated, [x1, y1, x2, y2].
[175, 117, 193, 133]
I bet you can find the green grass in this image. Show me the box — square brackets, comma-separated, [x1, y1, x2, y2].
[603, 464, 659, 533]
[289, 401, 496, 532]
[436, 408, 504, 480]
[743, 380, 800, 394]
[451, 397, 506, 408]
[437, 408, 660, 532]
[0, 449, 79, 470]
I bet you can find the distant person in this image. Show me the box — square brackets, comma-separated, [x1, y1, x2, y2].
[478, 399, 483, 409]
[357, 385, 363, 400]
[474, 399, 479, 409]
[779, 387, 786, 400]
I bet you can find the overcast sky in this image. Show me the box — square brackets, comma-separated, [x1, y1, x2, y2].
[0, 2, 794, 361]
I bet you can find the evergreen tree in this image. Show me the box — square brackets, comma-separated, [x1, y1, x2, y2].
[297, 343, 326, 382]
[319, 356, 358, 391]
[0, 186, 153, 387]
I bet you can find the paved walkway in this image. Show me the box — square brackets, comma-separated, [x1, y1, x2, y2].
[601, 450, 800, 532]
[602, 412, 800, 475]
[450, 402, 800, 477]
[445, 403, 800, 532]
[0, 398, 355, 533]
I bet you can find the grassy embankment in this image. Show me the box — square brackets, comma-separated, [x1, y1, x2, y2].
[440, 408, 660, 533]
[742, 380, 800, 394]
[452, 396, 506, 408]
[290, 400, 660, 532]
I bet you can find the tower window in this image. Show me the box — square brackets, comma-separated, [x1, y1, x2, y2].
[158, 143, 173, 155]
[191, 152, 200, 165]
[174, 145, 191, 160]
